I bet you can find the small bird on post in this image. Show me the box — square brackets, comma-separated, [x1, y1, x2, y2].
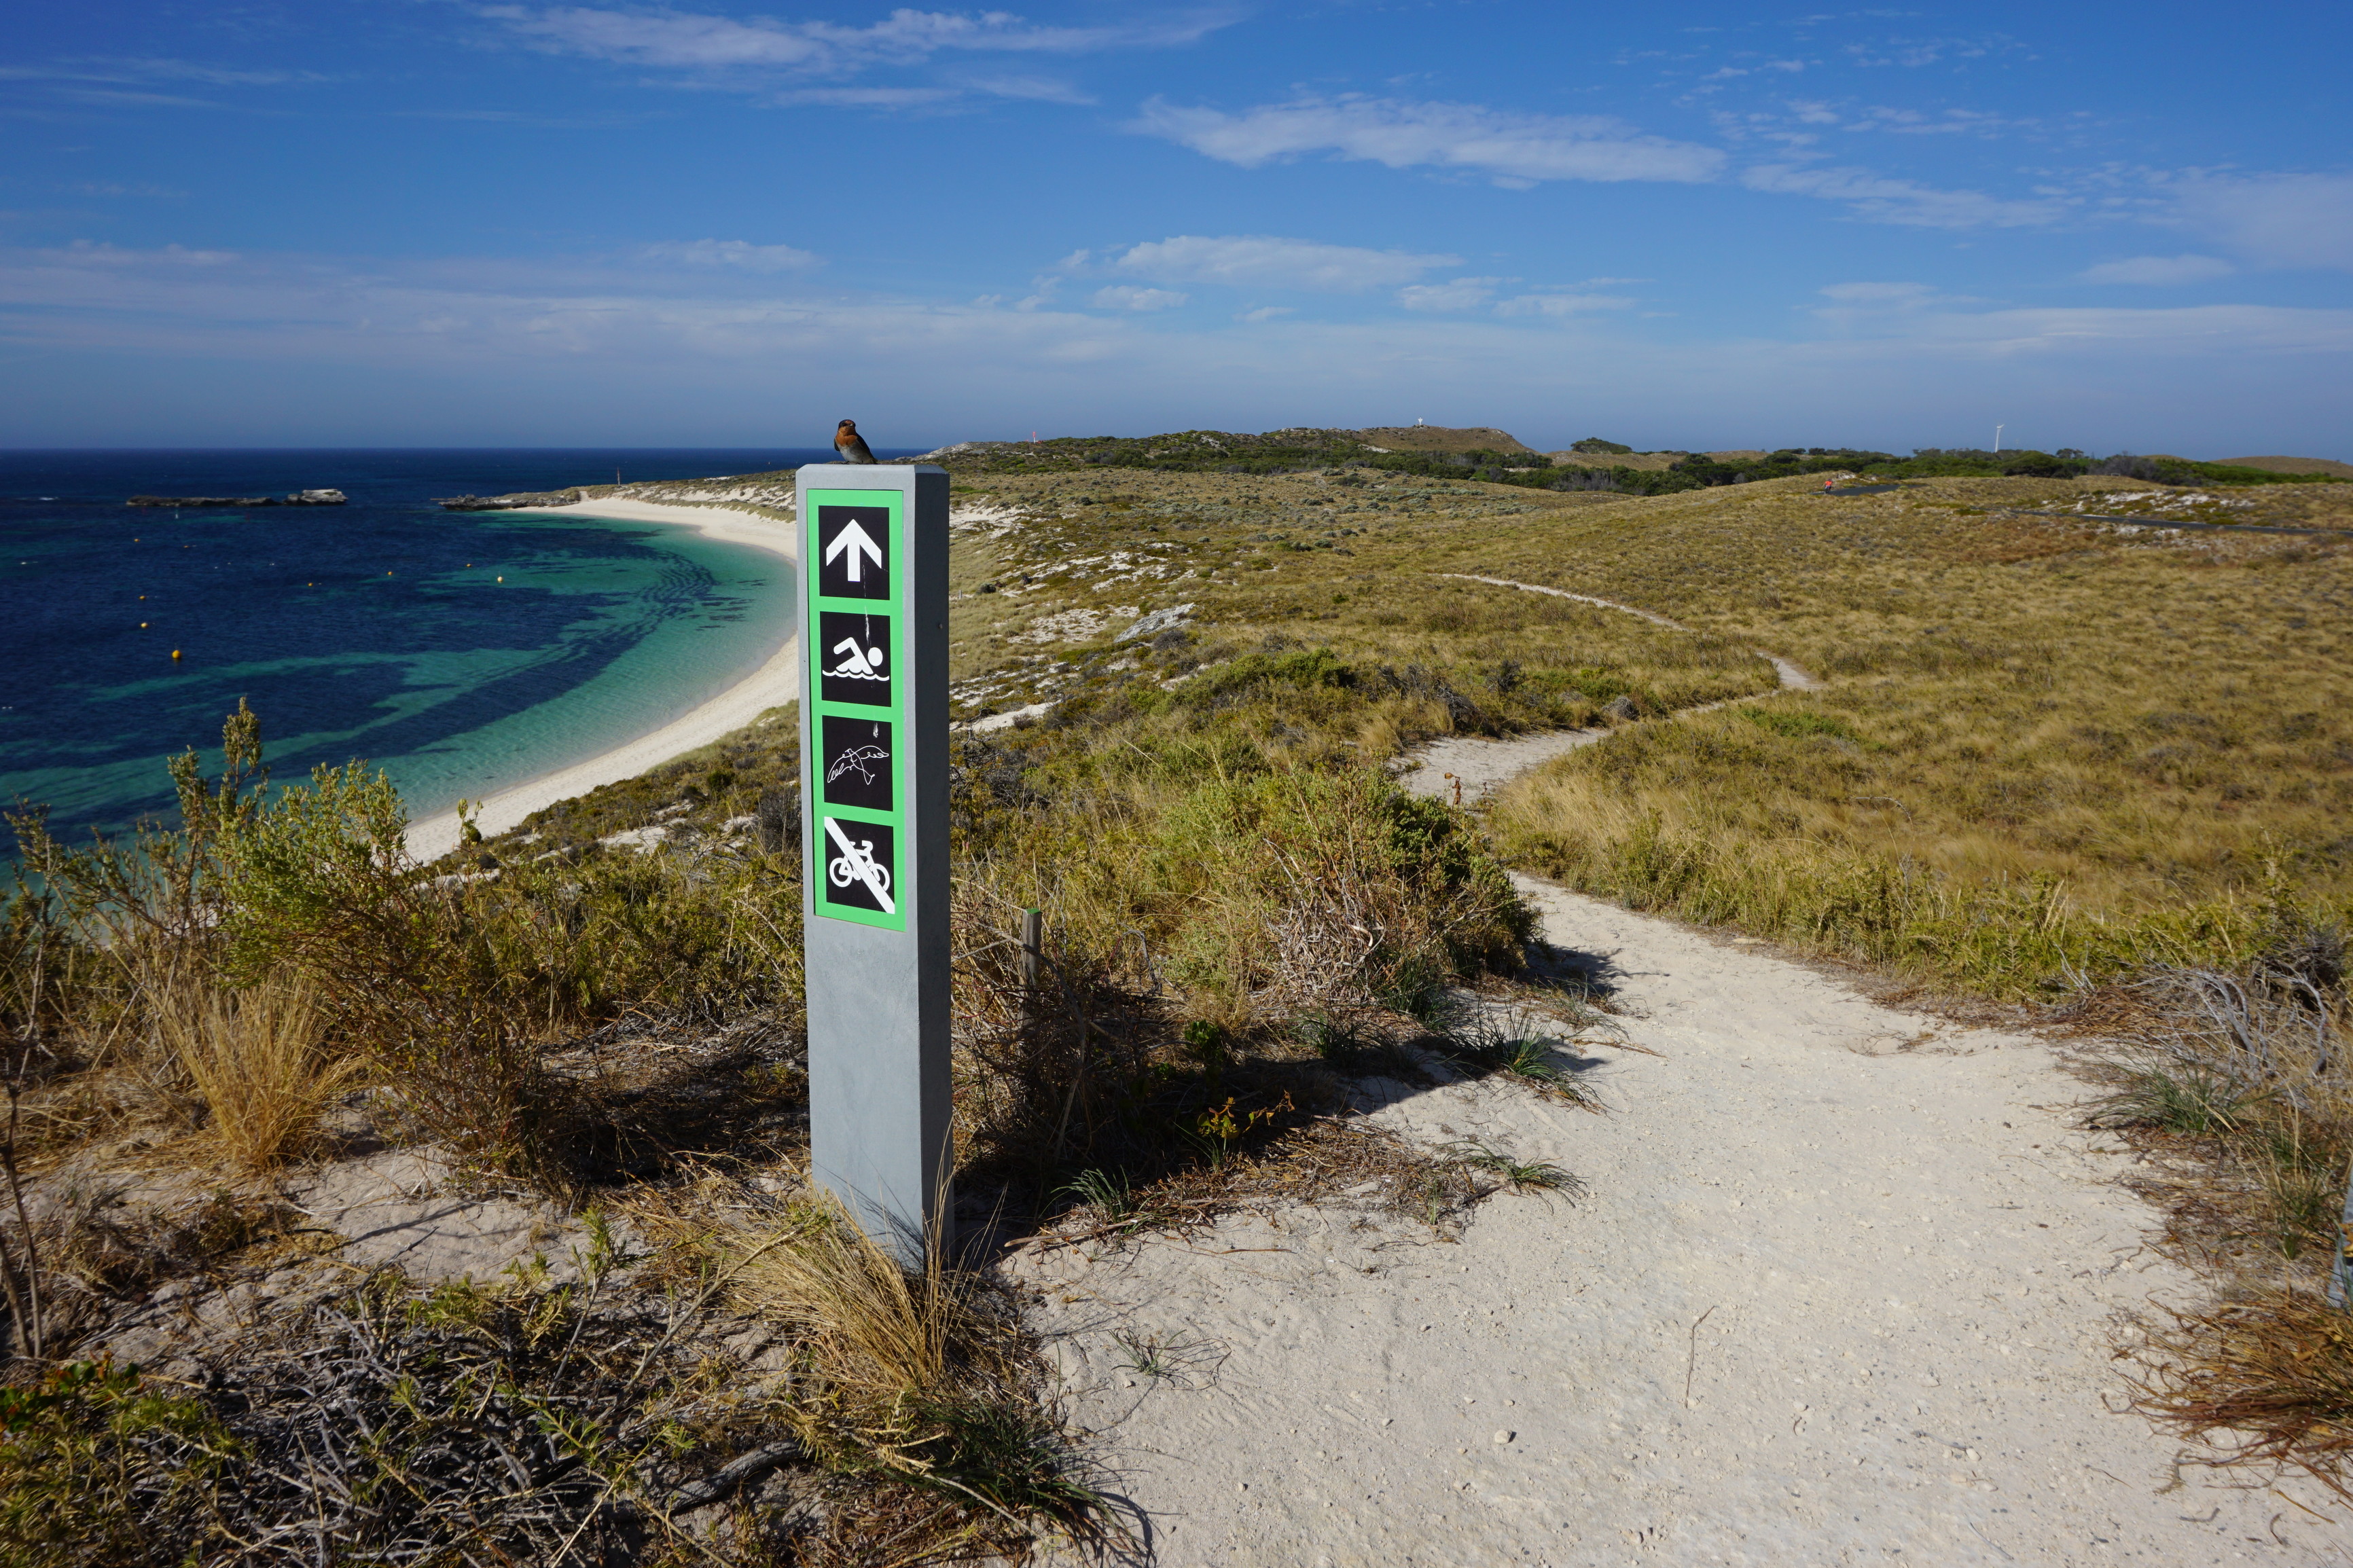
[834, 419, 878, 464]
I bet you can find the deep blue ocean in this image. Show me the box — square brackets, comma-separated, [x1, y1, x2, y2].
[0, 449, 906, 850]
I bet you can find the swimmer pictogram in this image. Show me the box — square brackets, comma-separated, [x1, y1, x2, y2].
[827, 636, 885, 680]
[819, 611, 893, 707]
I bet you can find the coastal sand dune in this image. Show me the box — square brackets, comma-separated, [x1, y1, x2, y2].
[405, 499, 798, 862]
[1019, 877, 2337, 1565]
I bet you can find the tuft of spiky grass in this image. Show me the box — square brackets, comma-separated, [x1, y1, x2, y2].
[2087, 1061, 2251, 1137]
[1443, 1137, 1581, 1195]
[152, 974, 357, 1171]
[1436, 1006, 1604, 1107]
[1110, 1328, 1219, 1386]
[718, 1196, 961, 1427]
[710, 1191, 1123, 1548]
[1058, 1167, 1137, 1224]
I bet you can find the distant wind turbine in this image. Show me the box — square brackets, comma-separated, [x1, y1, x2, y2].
[1994, 424, 2005, 453]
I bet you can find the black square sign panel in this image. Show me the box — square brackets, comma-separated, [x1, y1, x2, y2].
[821, 715, 893, 813]
[818, 612, 892, 707]
[817, 505, 891, 600]
[820, 816, 896, 915]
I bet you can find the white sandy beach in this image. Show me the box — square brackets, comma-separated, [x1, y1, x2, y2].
[404, 498, 798, 862]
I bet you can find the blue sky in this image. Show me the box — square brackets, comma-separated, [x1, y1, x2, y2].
[3, 1, 2348, 454]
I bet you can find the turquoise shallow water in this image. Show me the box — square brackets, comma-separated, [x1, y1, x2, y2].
[1, 449, 830, 846]
[365, 511, 797, 824]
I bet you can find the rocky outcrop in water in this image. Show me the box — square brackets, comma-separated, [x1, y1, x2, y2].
[433, 490, 583, 511]
[127, 489, 347, 507]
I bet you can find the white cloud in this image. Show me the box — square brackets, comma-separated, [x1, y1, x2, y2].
[2168, 172, 2353, 271]
[482, 5, 1230, 73]
[2079, 254, 2233, 286]
[1398, 277, 1500, 312]
[1090, 285, 1187, 311]
[956, 73, 1094, 105]
[1841, 33, 2017, 70]
[1817, 281, 1945, 305]
[1130, 95, 1727, 185]
[1742, 163, 2066, 227]
[51, 240, 236, 266]
[1110, 234, 1458, 291]
[0, 57, 325, 87]
[1822, 302, 2353, 356]
[1237, 306, 1293, 322]
[641, 238, 819, 272]
[1494, 292, 1634, 316]
[770, 85, 954, 108]
[486, 5, 824, 68]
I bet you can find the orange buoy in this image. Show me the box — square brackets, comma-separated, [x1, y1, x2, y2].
[140, 621, 147, 628]
[170, 649, 181, 659]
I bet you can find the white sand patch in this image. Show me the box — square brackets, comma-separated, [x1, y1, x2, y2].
[405, 500, 798, 862]
[950, 501, 1028, 536]
[1020, 876, 2340, 1564]
[1014, 605, 1140, 645]
[954, 701, 1055, 735]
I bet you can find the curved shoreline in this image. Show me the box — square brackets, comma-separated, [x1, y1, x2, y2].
[404, 498, 800, 863]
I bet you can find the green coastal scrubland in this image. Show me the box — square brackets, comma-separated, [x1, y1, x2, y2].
[934, 422, 2352, 496]
[4, 435, 2353, 1552]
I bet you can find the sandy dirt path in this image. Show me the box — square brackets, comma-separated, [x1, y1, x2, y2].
[1398, 574, 1816, 805]
[1020, 879, 2339, 1565]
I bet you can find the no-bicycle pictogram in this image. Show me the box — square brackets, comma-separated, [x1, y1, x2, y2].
[821, 816, 895, 915]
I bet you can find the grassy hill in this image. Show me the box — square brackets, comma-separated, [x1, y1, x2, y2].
[2219, 455, 2353, 479]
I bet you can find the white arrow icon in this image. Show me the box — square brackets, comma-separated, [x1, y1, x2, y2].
[824, 519, 884, 583]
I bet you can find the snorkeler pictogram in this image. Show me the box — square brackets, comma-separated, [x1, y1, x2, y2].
[827, 744, 886, 786]
[820, 716, 894, 812]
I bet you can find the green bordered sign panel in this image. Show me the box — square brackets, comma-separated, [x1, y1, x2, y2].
[804, 487, 907, 932]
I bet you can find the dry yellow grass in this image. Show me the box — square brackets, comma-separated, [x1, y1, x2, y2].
[151, 974, 357, 1170]
[943, 467, 1765, 725]
[1451, 475, 2353, 991]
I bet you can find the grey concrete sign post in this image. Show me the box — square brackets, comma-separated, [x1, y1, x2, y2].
[797, 462, 952, 1258]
